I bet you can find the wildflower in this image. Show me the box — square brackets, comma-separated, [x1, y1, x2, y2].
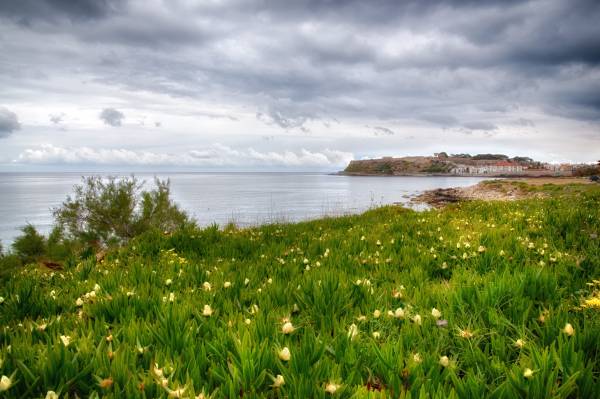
[436, 319, 448, 328]
[60, 335, 71, 347]
[127, 291, 135, 297]
[478, 245, 486, 253]
[169, 292, 175, 302]
[394, 307, 405, 319]
[272, 374, 285, 388]
[223, 281, 232, 288]
[499, 250, 505, 256]
[167, 387, 187, 398]
[412, 314, 422, 325]
[244, 278, 250, 285]
[202, 305, 213, 316]
[267, 278, 273, 284]
[46, 391, 59, 399]
[38, 323, 48, 332]
[75, 298, 84, 307]
[99, 378, 113, 389]
[372, 331, 381, 339]
[244, 318, 251, 325]
[165, 279, 172, 286]
[282, 322, 295, 334]
[431, 308, 442, 319]
[523, 368, 534, 379]
[582, 297, 600, 309]
[325, 382, 340, 394]
[202, 282, 212, 291]
[439, 356, 450, 367]
[347, 323, 359, 340]
[413, 353, 422, 364]
[563, 323, 575, 336]
[387, 310, 394, 317]
[0, 375, 12, 392]
[515, 339, 525, 349]
[94, 283, 101, 292]
[279, 347, 291, 361]
[373, 309, 381, 318]
[459, 329, 474, 339]
[0, 297, 4, 304]
[153, 364, 164, 379]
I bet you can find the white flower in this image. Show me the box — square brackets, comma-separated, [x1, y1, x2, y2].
[0, 297, 4, 304]
[279, 347, 291, 361]
[75, 298, 84, 307]
[325, 382, 340, 394]
[523, 368, 534, 379]
[372, 331, 381, 339]
[394, 307, 405, 319]
[165, 279, 173, 286]
[431, 308, 442, 319]
[168, 387, 187, 398]
[203, 282, 212, 291]
[478, 245, 486, 253]
[202, 305, 213, 316]
[223, 281, 232, 288]
[244, 318, 251, 325]
[60, 335, 71, 347]
[373, 309, 381, 318]
[153, 364, 164, 379]
[88, 290, 96, 299]
[439, 355, 450, 367]
[563, 323, 575, 336]
[0, 375, 12, 392]
[169, 292, 175, 302]
[244, 278, 250, 285]
[515, 339, 525, 349]
[267, 278, 273, 284]
[413, 353, 422, 364]
[272, 374, 285, 388]
[282, 322, 295, 334]
[347, 323, 358, 340]
[412, 314, 422, 325]
[45, 391, 59, 399]
[93, 283, 101, 292]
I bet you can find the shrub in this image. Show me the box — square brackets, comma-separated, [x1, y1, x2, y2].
[53, 176, 190, 247]
[11, 224, 46, 263]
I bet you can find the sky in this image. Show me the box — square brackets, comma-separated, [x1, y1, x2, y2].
[0, 0, 599, 171]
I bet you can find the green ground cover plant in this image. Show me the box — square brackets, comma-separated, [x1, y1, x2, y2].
[1, 182, 599, 398]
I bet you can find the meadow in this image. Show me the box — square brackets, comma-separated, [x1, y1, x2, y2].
[1, 181, 600, 398]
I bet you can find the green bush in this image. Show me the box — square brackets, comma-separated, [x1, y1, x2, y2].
[53, 176, 191, 247]
[11, 224, 46, 263]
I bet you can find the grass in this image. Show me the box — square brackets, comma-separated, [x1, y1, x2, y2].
[1, 182, 600, 398]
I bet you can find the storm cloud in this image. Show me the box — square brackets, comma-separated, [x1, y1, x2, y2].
[0, 107, 20, 138]
[0, 0, 599, 166]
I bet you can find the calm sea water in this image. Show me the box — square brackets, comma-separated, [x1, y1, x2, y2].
[0, 172, 486, 245]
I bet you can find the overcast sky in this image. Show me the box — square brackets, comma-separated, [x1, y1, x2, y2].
[0, 0, 599, 171]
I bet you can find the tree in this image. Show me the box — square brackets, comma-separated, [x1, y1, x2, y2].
[53, 176, 190, 247]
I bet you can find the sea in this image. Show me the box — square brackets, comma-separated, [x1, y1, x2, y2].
[0, 172, 486, 245]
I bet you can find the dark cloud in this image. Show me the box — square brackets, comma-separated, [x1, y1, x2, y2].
[99, 108, 124, 127]
[373, 126, 395, 136]
[49, 113, 65, 124]
[0, 107, 20, 138]
[0, 0, 121, 23]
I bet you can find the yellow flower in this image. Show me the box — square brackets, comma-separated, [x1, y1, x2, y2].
[203, 282, 212, 291]
[0, 375, 12, 392]
[202, 305, 213, 317]
[582, 297, 600, 309]
[515, 339, 525, 349]
[165, 279, 172, 286]
[412, 314, 422, 325]
[167, 387, 187, 398]
[413, 353, 422, 364]
[372, 331, 381, 339]
[278, 347, 291, 361]
[325, 382, 340, 394]
[523, 368, 534, 379]
[75, 298, 84, 307]
[439, 356, 450, 367]
[478, 245, 486, 253]
[244, 318, 251, 325]
[563, 323, 575, 336]
[223, 281, 232, 288]
[394, 307, 405, 319]
[272, 374, 285, 388]
[168, 292, 175, 302]
[282, 322, 295, 334]
[431, 308, 442, 319]
[459, 329, 474, 339]
[0, 296, 4, 304]
[60, 335, 71, 347]
[45, 391, 59, 399]
[373, 309, 381, 318]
